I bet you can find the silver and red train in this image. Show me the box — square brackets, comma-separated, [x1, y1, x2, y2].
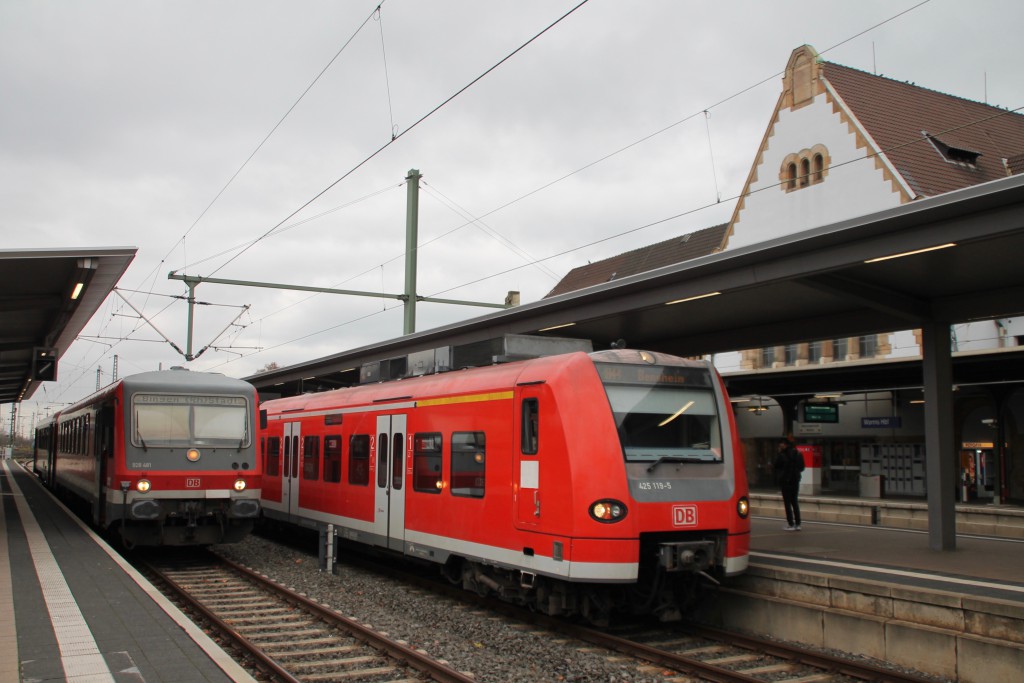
[33, 368, 261, 546]
[259, 348, 749, 622]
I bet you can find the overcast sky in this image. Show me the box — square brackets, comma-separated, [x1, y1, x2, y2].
[3, 0, 1024, 422]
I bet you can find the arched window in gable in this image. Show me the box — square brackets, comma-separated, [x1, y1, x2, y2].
[779, 145, 829, 192]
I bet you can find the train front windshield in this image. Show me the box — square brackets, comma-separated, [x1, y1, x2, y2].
[597, 362, 722, 464]
[132, 394, 250, 448]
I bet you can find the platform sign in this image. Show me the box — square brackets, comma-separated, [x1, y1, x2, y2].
[803, 403, 839, 423]
[862, 416, 902, 428]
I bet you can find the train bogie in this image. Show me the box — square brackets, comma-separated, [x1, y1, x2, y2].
[259, 349, 749, 622]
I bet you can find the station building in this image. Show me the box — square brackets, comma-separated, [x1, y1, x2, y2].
[546, 45, 1024, 505]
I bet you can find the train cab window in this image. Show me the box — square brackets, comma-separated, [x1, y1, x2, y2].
[349, 434, 370, 486]
[451, 431, 486, 498]
[413, 433, 442, 493]
[324, 435, 342, 483]
[303, 435, 320, 481]
[267, 437, 281, 477]
[521, 399, 539, 455]
[602, 381, 722, 464]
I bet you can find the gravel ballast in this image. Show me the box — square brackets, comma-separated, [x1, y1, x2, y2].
[214, 534, 668, 682]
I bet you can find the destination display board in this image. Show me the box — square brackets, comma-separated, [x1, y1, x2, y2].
[803, 403, 839, 423]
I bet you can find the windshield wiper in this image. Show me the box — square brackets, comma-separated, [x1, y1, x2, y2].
[646, 456, 690, 472]
[138, 434, 148, 452]
[645, 453, 719, 471]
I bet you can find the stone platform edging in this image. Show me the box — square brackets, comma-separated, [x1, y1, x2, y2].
[698, 563, 1024, 682]
[751, 493, 1024, 539]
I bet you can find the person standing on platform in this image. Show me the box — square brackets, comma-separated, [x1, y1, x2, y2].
[775, 437, 805, 531]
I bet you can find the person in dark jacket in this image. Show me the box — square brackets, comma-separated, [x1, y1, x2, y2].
[775, 437, 805, 530]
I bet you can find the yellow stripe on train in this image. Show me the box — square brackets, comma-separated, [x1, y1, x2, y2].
[416, 390, 514, 408]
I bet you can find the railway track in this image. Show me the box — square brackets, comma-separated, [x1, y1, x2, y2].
[137, 549, 476, 683]
[329, 545, 947, 683]
[577, 621, 946, 683]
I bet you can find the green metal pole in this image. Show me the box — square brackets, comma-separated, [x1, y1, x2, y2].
[404, 169, 421, 336]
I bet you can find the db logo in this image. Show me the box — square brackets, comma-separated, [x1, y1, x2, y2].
[673, 505, 698, 527]
[186, 478, 201, 488]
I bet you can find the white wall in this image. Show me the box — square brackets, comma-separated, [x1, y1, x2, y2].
[726, 91, 905, 251]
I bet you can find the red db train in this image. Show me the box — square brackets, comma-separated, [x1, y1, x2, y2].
[33, 368, 261, 547]
[260, 348, 749, 622]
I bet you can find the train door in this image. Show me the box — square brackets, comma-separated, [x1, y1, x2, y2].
[96, 406, 114, 524]
[515, 388, 542, 527]
[45, 427, 56, 487]
[282, 421, 301, 520]
[372, 414, 407, 552]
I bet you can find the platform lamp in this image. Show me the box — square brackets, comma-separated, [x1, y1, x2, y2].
[69, 257, 97, 302]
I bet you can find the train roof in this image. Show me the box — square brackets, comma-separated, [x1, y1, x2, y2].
[48, 369, 256, 421]
[262, 349, 715, 415]
[119, 368, 256, 395]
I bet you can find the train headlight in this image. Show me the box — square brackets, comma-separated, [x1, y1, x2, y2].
[136, 479, 152, 493]
[233, 478, 246, 492]
[737, 496, 750, 519]
[589, 499, 628, 523]
[187, 448, 201, 462]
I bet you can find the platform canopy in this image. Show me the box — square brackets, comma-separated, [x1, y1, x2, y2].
[0, 247, 135, 404]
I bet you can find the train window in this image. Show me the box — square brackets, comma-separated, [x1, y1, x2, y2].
[413, 433, 443, 493]
[132, 394, 250, 448]
[324, 435, 342, 483]
[303, 435, 320, 481]
[451, 432, 486, 498]
[267, 437, 281, 477]
[291, 436, 300, 478]
[603, 384, 722, 464]
[521, 399, 539, 455]
[349, 434, 370, 486]
[376, 433, 389, 488]
[392, 433, 404, 491]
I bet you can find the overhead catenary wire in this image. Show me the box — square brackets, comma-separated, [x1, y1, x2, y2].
[162, 1, 390, 277]
[375, 5, 397, 139]
[106, 2, 391, 366]
[424, 103, 1024, 299]
[419, 181, 562, 281]
[174, 0, 926, 314]
[197, 0, 593, 280]
[63, 0, 949, 381]
[202, 98, 1024, 375]
[196, 0, 952, 371]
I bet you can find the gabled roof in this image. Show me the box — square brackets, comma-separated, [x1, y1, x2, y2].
[821, 60, 1024, 198]
[546, 46, 1024, 299]
[544, 224, 727, 298]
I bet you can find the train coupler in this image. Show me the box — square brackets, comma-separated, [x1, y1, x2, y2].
[656, 540, 716, 573]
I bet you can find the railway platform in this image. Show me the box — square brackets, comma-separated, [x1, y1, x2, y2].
[704, 502, 1024, 681]
[1, 459, 255, 683]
